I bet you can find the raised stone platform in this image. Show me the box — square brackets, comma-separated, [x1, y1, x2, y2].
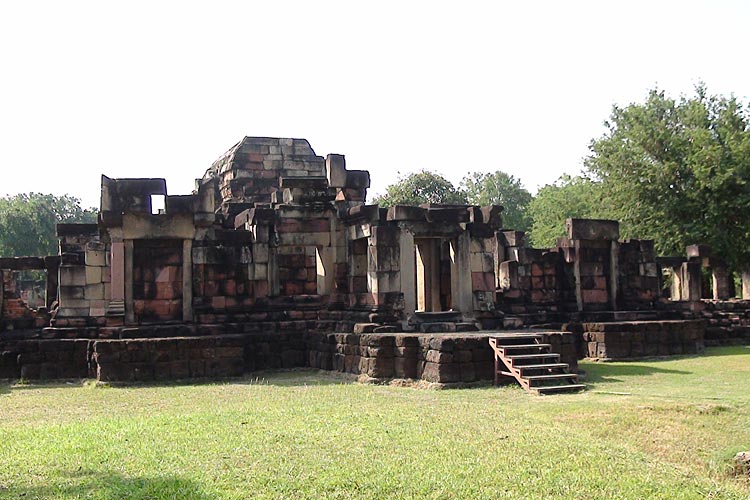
[574, 319, 705, 360]
[0, 329, 577, 384]
[306, 330, 578, 385]
[0, 319, 708, 382]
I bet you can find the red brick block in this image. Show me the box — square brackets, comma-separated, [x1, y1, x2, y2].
[471, 272, 494, 292]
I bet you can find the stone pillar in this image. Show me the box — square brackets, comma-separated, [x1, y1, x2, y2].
[182, 239, 193, 322]
[712, 266, 732, 300]
[573, 240, 583, 312]
[110, 239, 125, 302]
[742, 270, 750, 300]
[681, 261, 702, 302]
[451, 232, 473, 316]
[609, 240, 619, 310]
[124, 239, 134, 324]
[398, 228, 416, 319]
[670, 267, 683, 301]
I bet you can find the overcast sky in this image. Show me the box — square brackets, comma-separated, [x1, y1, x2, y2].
[1, 0, 749, 208]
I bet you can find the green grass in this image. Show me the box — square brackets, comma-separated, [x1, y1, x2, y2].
[1, 346, 750, 499]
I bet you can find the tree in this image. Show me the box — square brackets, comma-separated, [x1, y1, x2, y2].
[372, 170, 467, 207]
[0, 193, 98, 257]
[527, 175, 607, 248]
[460, 171, 532, 231]
[585, 85, 750, 270]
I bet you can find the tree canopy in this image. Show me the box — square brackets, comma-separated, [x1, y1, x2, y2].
[460, 171, 532, 231]
[585, 85, 750, 269]
[0, 193, 98, 257]
[347, 85, 750, 273]
[527, 175, 606, 248]
[372, 170, 467, 207]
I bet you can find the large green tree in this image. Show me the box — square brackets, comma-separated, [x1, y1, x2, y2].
[460, 171, 532, 231]
[585, 86, 750, 269]
[372, 170, 467, 207]
[527, 175, 606, 248]
[0, 193, 98, 257]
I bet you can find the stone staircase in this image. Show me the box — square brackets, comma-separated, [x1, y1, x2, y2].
[489, 333, 584, 395]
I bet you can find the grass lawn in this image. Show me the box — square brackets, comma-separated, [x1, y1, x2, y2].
[1, 346, 749, 499]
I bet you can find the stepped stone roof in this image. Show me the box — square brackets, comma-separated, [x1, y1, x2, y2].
[201, 137, 325, 205]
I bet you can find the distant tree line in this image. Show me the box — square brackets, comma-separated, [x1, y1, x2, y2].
[373, 85, 750, 274]
[3, 86, 749, 278]
[0, 193, 97, 257]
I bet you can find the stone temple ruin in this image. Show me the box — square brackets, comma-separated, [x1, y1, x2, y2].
[1, 137, 749, 388]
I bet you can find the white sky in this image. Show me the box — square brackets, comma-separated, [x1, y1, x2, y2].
[1, 0, 749, 208]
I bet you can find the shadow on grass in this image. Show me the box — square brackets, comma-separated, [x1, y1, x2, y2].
[2, 369, 352, 392]
[583, 363, 691, 384]
[2, 471, 212, 500]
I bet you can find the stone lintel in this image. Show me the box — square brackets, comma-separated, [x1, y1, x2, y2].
[566, 218, 619, 240]
[386, 205, 427, 222]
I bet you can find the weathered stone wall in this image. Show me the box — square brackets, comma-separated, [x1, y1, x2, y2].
[192, 233, 257, 318]
[307, 332, 577, 384]
[700, 300, 750, 346]
[618, 239, 660, 309]
[55, 225, 111, 323]
[0, 258, 52, 331]
[1, 330, 577, 383]
[204, 137, 325, 206]
[574, 320, 705, 360]
[0, 339, 89, 379]
[94, 333, 306, 382]
[132, 239, 182, 322]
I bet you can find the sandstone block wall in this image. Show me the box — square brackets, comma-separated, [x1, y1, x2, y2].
[700, 300, 750, 345]
[575, 320, 705, 360]
[307, 332, 577, 384]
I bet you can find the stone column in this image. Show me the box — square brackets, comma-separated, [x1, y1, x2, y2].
[451, 232, 473, 316]
[124, 239, 134, 324]
[712, 266, 732, 300]
[670, 267, 683, 301]
[106, 230, 126, 318]
[742, 270, 750, 300]
[182, 239, 193, 322]
[681, 261, 702, 302]
[573, 240, 583, 312]
[398, 227, 416, 320]
[609, 240, 619, 310]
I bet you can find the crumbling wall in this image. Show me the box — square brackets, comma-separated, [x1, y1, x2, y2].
[0, 258, 52, 331]
[700, 300, 750, 345]
[55, 224, 111, 325]
[618, 239, 660, 309]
